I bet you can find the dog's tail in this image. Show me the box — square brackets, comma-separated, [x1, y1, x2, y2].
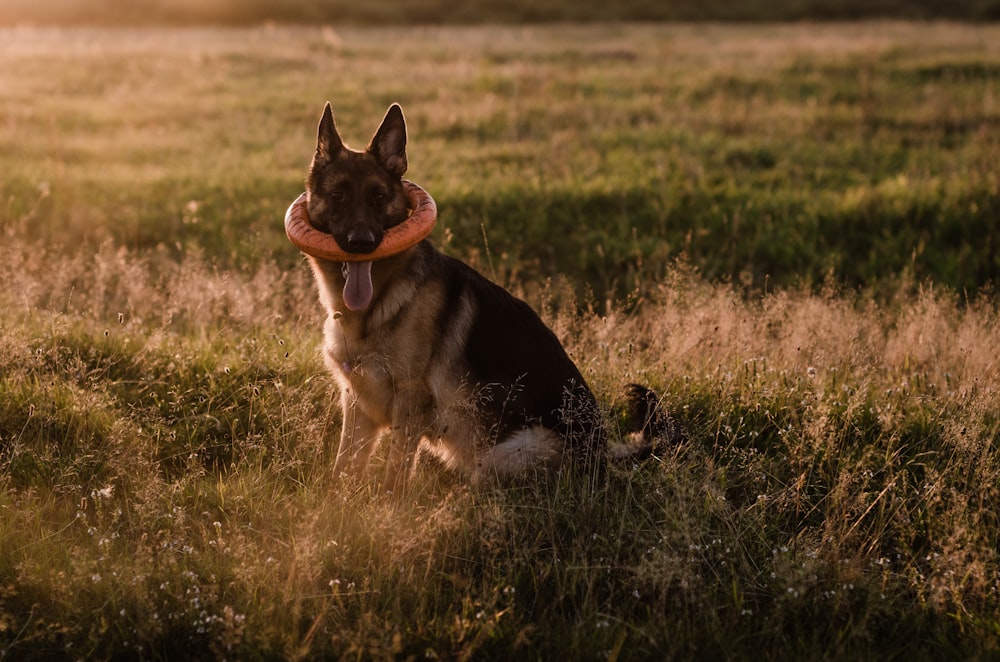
[608, 383, 686, 461]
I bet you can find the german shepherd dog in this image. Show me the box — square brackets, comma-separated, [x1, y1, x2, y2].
[303, 103, 677, 491]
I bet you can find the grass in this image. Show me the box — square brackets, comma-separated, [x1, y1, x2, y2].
[2, 23, 999, 300]
[1, 22, 999, 659]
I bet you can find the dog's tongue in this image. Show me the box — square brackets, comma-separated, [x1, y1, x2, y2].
[343, 261, 374, 312]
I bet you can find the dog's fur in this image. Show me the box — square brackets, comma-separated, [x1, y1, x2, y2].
[303, 103, 677, 491]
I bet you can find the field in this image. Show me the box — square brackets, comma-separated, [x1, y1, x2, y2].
[1, 22, 999, 659]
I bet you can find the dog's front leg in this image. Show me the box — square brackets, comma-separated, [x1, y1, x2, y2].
[382, 391, 432, 494]
[383, 427, 420, 495]
[333, 389, 381, 479]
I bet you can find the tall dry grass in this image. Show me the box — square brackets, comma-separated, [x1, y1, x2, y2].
[2, 226, 998, 657]
[2, 21, 999, 659]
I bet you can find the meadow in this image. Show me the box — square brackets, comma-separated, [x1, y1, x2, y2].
[1, 22, 999, 659]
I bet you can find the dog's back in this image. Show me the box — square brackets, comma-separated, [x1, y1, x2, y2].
[432, 249, 604, 451]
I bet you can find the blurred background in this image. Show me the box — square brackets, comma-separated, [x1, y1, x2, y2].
[2, 0, 999, 26]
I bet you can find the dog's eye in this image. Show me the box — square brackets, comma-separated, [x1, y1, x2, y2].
[329, 190, 345, 202]
[369, 191, 386, 206]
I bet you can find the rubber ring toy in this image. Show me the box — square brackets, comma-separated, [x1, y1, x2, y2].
[285, 180, 436, 261]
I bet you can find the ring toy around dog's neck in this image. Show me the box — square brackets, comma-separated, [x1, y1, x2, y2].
[284, 179, 437, 262]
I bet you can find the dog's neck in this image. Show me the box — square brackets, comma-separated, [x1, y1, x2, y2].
[308, 244, 427, 333]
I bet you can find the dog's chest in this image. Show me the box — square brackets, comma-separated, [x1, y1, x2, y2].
[323, 314, 424, 402]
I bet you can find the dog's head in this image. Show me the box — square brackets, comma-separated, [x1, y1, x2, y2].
[306, 103, 410, 254]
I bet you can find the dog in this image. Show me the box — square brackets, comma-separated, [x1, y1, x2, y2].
[301, 102, 679, 491]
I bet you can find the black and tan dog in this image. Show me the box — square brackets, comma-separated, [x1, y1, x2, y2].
[301, 103, 678, 491]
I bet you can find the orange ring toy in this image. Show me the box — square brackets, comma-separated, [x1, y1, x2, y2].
[284, 180, 437, 262]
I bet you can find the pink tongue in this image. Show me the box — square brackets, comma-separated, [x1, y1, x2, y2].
[343, 261, 374, 312]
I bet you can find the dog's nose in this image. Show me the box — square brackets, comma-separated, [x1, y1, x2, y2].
[344, 229, 379, 254]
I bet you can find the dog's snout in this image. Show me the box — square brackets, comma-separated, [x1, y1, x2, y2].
[345, 228, 380, 254]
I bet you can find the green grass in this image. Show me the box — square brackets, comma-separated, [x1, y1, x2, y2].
[2, 23, 1000, 659]
[3, 23, 999, 300]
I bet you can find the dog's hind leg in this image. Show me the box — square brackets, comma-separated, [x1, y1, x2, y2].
[471, 426, 565, 483]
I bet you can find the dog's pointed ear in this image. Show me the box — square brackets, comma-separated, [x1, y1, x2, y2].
[316, 102, 344, 162]
[368, 103, 407, 178]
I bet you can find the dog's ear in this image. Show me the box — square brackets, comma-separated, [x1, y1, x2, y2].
[368, 104, 408, 178]
[316, 102, 344, 162]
